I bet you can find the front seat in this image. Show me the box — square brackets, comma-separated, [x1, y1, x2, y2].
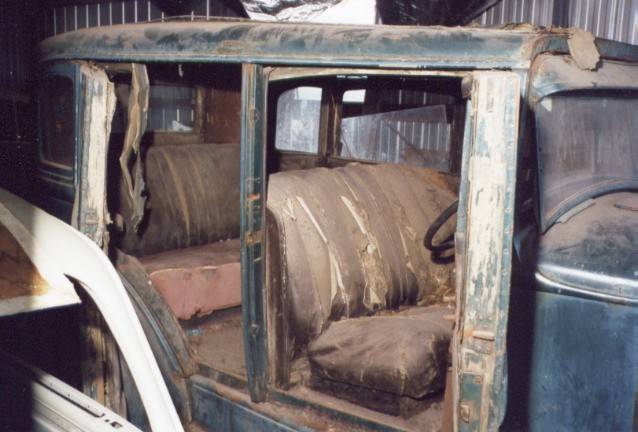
[267, 162, 457, 413]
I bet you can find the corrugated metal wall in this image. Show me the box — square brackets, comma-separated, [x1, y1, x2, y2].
[43, 0, 240, 38]
[39, 1, 240, 131]
[0, 0, 240, 91]
[477, 0, 638, 44]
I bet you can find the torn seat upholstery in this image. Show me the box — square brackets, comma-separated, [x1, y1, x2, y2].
[119, 143, 241, 320]
[267, 163, 457, 402]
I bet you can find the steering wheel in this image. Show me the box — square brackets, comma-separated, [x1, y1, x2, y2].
[423, 200, 459, 261]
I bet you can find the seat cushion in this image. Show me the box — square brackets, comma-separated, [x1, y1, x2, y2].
[120, 143, 241, 256]
[139, 239, 241, 320]
[308, 306, 453, 399]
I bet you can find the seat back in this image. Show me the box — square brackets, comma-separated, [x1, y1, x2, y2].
[267, 163, 457, 354]
[119, 143, 240, 256]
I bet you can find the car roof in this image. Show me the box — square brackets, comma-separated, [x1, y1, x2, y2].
[40, 18, 638, 70]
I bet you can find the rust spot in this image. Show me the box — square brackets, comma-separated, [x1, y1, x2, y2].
[246, 230, 263, 245]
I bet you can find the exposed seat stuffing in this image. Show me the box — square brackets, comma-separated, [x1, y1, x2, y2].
[308, 306, 453, 399]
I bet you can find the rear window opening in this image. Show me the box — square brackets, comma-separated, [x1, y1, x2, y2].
[270, 75, 464, 174]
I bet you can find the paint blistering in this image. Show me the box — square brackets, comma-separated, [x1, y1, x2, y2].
[79, 63, 116, 248]
[456, 72, 520, 432]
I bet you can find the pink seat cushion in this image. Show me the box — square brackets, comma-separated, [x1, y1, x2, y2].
[139, 239, 241, 320]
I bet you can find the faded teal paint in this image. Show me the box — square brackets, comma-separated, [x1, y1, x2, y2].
[530, 54, 638, 103]
[240, 63, 269, 403]
[459, 373, 484, 432]
[487, 76, 521, 431]
[190, 376, 308, 432]
[456, 73, 521, 432]
[39, 20, 638, 71]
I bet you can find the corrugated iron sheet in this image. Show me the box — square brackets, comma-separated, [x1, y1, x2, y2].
[44, 0, 240, 37]
[566, 0, 638, 43]
[477, 0, 638, 44]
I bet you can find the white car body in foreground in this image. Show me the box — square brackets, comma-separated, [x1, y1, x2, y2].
[0, 188, 183, 432]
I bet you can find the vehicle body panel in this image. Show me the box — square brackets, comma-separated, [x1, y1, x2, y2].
[240, 63, 269, 403]
[0, 349, 141, 432]
[454, 72, 520, 431]
[75, 63, 116, 246]
[28, 18, 638, 432]
[0, 199, 79, 317]
[523, 290, 638, 431]
[517, 192, 638, 430]
[39, 20, 638, 70]
[529, 54, 638, 102]
[0, 188, 183, 432]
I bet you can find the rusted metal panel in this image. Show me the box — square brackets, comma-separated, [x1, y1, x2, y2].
[204, 84, 242, 143]
[454, 72, 520, 431]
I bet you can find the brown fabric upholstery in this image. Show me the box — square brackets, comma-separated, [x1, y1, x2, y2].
[120, 143, 241, 256]
[308, 306, 453, 398]
[267, 163, 457, 354]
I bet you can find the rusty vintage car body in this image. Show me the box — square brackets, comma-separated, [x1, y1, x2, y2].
[3, 18, 636, 431]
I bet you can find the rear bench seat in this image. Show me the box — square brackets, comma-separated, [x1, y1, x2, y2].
[267, 163, 457, 407]
[119, 143, 241, 320]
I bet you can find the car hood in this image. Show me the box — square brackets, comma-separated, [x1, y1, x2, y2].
[537, 192, 638, 300]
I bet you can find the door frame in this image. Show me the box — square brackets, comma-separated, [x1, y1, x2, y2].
[453, 72, 521, 432]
